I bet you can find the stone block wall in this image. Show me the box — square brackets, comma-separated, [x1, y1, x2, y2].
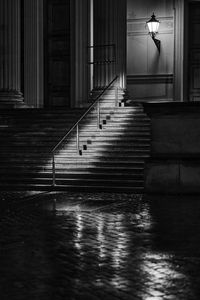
[144, 102, 200, 194]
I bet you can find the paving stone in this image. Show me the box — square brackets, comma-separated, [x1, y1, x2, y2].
[1, 192, 200, 299]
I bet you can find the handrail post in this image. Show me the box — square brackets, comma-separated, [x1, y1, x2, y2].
[97, 99, 100, 129]
[76, 124, 79, 153]
[52, 154, 56, 186]
[50, 76, 118, 186]
[115, 86, 118, 107]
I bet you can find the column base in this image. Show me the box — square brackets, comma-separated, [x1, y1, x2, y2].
[0, 90, 27, 109]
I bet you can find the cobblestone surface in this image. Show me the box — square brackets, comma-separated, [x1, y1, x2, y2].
[1, 192, 200, 299]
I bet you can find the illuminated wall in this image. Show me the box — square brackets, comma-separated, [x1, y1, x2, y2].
[127, 0, 174, 101]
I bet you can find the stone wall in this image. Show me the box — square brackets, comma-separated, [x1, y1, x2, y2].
[144, 102, 200, 194]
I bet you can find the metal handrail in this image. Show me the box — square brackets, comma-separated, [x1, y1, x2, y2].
[51, 75, 119, 186]
[88, 44, 116, 65]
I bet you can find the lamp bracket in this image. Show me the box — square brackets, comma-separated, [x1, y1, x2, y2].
[150, 33, 160, 53]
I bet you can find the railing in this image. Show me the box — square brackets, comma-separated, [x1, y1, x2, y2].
[88, 44, 116, 65]
[88, 44, 116, 89]
[51, 75, 119, 186]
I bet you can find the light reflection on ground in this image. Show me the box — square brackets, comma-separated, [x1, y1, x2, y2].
[1, 192, 200, 299]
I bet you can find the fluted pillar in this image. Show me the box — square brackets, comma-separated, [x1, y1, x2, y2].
[174, 0, 184, 102]
[71, 0, 89, 107]
[24, 0, 44, 108]
[0, 0, 23, 106]
[93, 0, 126, 89]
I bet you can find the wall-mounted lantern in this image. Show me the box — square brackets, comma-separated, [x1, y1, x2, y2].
[146, 13, 160, 53]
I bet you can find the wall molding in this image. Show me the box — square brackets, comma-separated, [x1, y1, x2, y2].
[127, 74, 173, 84]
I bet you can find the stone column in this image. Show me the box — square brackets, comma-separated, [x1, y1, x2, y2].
[93, 0, 127, 89]
[24, 0, 44, 108]
[71, 0, 90, 107]
[0, 0, 24, 107]
[174, 0, 184, 102]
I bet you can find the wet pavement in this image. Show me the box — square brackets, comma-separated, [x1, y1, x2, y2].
[1, 192, 200, 300]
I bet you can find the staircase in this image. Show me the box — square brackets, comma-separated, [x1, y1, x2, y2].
[0, 104, 150, 192]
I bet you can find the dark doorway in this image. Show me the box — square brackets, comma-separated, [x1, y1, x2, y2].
[188, 2, 200, 101]
[44, 0, 71, 108]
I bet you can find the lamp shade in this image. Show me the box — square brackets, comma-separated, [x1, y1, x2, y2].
[147, 13, 160, 34]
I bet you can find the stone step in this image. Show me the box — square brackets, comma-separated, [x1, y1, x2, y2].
[0, 149, 150, 157]
[0, 124, 150, 133]
[0, 144, 150, 152]
[0, 139, 150, 147]
[0, 107, 142, 115]
[0, 133, 150, 142]
[0, 126, 150, 136]
[0, 149, 150, 156]
[0, 155, 150, 162]
[0, 183, 144, 192]
[0, 118, 150, 126]
[0, 109, 84, 115]
[0, 171, 144, 179]
[88, 111, 148, 116]
[0, 160, 145, 168]
[0, 104, 150, 191]
[1, 119, 147, 125]
[0, 165, 144, 172]
[0, 176, 144, 187]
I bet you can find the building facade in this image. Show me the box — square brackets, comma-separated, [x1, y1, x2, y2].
[0, 0, 199, 109]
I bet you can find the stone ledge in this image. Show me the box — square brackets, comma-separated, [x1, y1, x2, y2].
[143, 101, 200, 115]
[145, 160, 200, 194]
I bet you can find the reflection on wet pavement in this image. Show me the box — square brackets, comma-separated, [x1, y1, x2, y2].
[1, 192, 200, 299]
